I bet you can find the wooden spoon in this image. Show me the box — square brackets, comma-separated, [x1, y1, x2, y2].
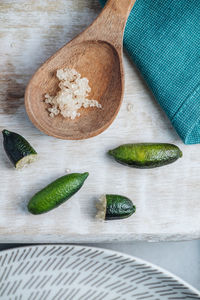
[25, 0, 136, 140]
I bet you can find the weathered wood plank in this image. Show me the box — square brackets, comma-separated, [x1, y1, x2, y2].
[0, 0, 199, 242]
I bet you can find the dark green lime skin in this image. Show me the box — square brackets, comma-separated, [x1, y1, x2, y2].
[105, 194, 136, 220]
[28, 172, 89, 215]
[108, 143, 182, 169]
[2, 129, 37, 167]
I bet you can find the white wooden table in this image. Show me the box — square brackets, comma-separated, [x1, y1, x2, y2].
[0, 0, 200, 243]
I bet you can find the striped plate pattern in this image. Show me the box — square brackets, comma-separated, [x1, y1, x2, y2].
[0, 245, 199, 300]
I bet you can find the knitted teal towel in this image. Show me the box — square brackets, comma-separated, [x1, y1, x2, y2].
[100, 0, 200, 144]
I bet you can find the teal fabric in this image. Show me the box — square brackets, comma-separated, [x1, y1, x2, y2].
[100, 0, 200, 144]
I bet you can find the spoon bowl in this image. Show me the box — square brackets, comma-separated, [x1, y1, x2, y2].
[25, 0, 136, 140]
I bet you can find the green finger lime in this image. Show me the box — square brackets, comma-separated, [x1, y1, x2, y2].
[28, 172, 89, 215]
[2, 129, 38, 169]
[96, 194, 136, 220]
[108, 143, 182, 169]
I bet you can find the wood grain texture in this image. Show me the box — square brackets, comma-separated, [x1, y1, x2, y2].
[25, 0, 136, 140]
[0, 0, 200, 243]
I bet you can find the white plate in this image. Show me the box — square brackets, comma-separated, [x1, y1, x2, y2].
[0, 245, 199, 300]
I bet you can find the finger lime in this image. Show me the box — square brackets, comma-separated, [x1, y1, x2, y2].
[108, 143, 182, 168]
[28, 172, 89, 215]
[2, 129, 37, 169]
[96, 194, 136, 220]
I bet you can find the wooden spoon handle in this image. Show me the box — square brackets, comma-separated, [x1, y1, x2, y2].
[86, 0, 136, 48]
[104, 0, 136, 20]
